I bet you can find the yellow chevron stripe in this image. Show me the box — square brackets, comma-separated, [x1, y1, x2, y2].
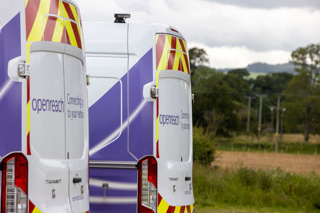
[32, 206, 42, 213]
[156, 71, 160, 155]
[25, 0, 29, 8]
[27, 0, 51, 42]
[158, 198, 169, 212]
[174, 206, 181, 213]
[62, 4, 78, 47]
[172, 51, 180, 71]
[157, 35, 172, 71]
[51, 1, 64, 43]
[70, 5, 83, 47]
[190, 204, 194, 212]
[26, 42, 31, 63]
[181, 53, 188, 74]
[175, 40, 188, 73]
[27, 101, 30, 134]
[156, 116, 159, 141]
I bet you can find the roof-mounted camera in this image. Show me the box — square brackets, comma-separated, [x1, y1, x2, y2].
[114, 13, 131, 23]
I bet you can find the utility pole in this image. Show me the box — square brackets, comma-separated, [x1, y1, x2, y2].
[270, 106, 275, 131]
[258, 95, 263, 141]
[280, 108, 286, 140]
[246, 96, 252, 136]
[275, 95, 281, 153]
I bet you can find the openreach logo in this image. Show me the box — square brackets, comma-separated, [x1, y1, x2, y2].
[32, 98, 64, 114]
[159, 114, 180, 126]
[159, 111, 190, 130]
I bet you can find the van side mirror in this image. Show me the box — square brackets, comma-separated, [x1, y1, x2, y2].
[8, 56, 29, 82]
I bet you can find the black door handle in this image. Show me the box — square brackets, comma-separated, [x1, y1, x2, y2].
[73, 177, 82, 184]
[185, 176, 191, 181]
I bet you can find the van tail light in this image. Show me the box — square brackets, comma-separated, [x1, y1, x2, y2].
[1, 153, 28, 213]
[138, 156, 157, 213]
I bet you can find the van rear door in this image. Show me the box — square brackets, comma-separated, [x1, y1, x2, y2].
[28, 42, 88, 212]
[157, 71, 194, 207]
[156, 34, 194, 210]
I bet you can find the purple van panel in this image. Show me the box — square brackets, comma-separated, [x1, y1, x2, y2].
[0, 13, 22, 157]
[128, 49, 153, 159]
[90, 203, 136, 213]
[89, 71, 135, 161]
[89, 49, 154, 161]
[89, 168, 137, 213]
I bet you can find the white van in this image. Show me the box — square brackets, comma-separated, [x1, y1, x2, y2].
[85, 14, 195, 213]
[0, 0, 89, 212]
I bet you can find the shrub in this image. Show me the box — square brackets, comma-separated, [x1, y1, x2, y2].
[193, 126, 216, 165]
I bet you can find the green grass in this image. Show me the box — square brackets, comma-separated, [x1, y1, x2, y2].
[194, 164, 320, 212]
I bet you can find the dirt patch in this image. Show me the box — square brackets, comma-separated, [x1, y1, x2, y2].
[212, 151, 320, 175]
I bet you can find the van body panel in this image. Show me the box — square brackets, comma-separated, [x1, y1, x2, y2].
[0, 12, 22, 157]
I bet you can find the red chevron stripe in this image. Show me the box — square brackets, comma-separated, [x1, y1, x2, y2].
[167, 51, 175, 70]
[178, 38, 187, 54]
[178, 58, 183, 72]
[180, 206, 186, 213]
[171, 36, 177, 50]
[183, 54, 190, 74]
[158, 193, 162, 206]
[187, 206, 191, 213]
[62, 2, 82, 49]
[167, 37, 177, 70]
[25, 0, 41, 40]
[156, 140, 159, 158]
[167, 206, 175, 213]
[27, 77, 30, 102]
[43, 0, 59, 41]
[156, 35, 166, 69]
[66, 27, 71, 45]
[27, 132, 31, 155]
[60, 26, 66, 43]
[28, 200, 35, 213]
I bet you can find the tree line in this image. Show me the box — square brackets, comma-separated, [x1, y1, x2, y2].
[190, 43, 320, 142]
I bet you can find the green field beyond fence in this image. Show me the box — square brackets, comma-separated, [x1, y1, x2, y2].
[217, 135, 320, 155]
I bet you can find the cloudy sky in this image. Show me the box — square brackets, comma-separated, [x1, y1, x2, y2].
[76, 0, 320, 69]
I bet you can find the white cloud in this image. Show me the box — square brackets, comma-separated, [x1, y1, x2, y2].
[76, 0, 319, 68]
[189, 43, 291, 69]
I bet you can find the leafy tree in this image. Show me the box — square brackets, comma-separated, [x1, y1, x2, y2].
[253, 72, 294, 94]
[189, 47, 209, 75]
[228, 68, 250, 80]
[192, 66, 241, 136]
[223, 72, 250, 103]
[284, 43, 320, 142]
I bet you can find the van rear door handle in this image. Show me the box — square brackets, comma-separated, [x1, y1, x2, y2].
[73, 177, 82, 184]
[185, 176, 191, 181]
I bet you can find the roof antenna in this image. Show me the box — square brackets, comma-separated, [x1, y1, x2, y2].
[114, 14, 131, 23]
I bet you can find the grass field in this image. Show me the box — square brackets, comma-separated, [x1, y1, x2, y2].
[194, 133, 320, 212]
[212, 151, 320, 175]
[195, 150, 320, 213]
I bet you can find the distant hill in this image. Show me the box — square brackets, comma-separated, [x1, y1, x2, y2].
[218, 62, 297, 74]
